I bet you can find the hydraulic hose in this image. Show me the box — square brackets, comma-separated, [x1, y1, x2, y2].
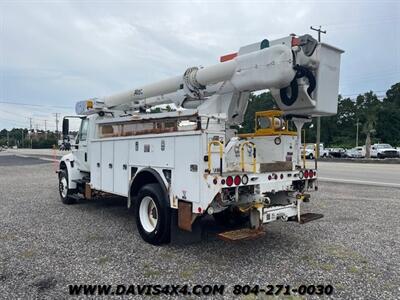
[279, 65, 316, 106]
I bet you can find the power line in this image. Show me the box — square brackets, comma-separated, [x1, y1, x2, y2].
[0, 100, 72, 109]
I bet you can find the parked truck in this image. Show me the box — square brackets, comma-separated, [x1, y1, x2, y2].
[58, 34, 343, 244]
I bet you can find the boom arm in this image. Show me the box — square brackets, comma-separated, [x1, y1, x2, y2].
[76, 34, 343, 124]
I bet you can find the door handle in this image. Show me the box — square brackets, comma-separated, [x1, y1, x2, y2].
[97, 162, 100, 167]
[123, 164, 127, 170]
[108, 163, 113, 168]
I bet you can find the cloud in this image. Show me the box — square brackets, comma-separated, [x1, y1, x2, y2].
[0, 0, 399, 129]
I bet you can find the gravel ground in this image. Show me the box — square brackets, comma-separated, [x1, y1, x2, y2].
[0, 156, 399, 299]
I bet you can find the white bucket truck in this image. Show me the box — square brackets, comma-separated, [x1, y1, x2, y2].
[58, 34, 343, 244]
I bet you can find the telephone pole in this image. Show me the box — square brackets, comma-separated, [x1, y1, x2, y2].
[54, 113, 60, 141]
[44, 120, 48, 140]
[310, 26, 326, 161]
[29, 117, 33, 149]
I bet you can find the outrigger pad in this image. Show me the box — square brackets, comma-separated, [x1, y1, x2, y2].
[217, 228, 266, 242]
[298, 213, 324, 224]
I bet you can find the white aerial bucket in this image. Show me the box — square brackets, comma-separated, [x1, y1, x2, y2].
[272, 43, 344, 117]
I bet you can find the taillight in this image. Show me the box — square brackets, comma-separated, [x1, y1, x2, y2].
[309, 170, 314, 178]
[234, 175, 241, 186]
[304, 170, 309, 179]
[268, 175, 272, 180]
[226, 176, 233, 186]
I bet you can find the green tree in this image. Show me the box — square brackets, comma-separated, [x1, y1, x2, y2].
[239, 92, 277, 133]
[376, 83, 400, 146]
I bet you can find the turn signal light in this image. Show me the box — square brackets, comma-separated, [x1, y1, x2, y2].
[226, 176, 233, 186]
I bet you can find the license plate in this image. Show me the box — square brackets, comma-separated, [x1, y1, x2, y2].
[263, 209, 277, 223]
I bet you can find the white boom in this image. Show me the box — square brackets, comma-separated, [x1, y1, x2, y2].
[76, 34, 343, 122]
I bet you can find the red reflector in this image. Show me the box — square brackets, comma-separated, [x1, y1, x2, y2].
[226, 176, 233, 186]
[198, 207, 202, 213]
[291, 37, 300, 46]
[234, 175, 241, 185]
[304, 170, 309, 179]
[220, 52, 238, 62]
[309, 170, 314, 178]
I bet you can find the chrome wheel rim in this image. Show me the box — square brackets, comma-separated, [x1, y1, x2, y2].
[60, 177, 68, 198]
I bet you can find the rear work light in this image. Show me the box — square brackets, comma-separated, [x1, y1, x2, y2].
[234, 175, 241, 186]
[226, 176, 233, 186]
[242, 174, 249, 185]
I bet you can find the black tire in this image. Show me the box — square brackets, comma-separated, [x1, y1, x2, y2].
[58, 169, 76, 205]
[377, 153, 383, 159]
[135, 183, 171, 245]
[308, 153, 314, 160]
[213, 207, 249, 227]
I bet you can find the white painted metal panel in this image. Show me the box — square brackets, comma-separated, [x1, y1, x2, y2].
[89, 141, 101, 190]
[129, 137, 175, 168]
[113, 140, 129, 196]
[172, 135, 201, 203]
[101, 141, 114, 192]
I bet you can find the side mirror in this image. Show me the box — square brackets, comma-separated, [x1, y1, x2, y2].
[62, 118, 69, 137]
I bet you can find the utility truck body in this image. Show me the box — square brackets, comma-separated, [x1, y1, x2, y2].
[58, 34, 343, 244]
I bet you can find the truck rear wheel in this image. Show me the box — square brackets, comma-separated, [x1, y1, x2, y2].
[58, 170, 76, 205]
[135, 183, 171, 245]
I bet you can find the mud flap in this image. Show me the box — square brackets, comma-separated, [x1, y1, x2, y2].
[170, 209, 202, 244]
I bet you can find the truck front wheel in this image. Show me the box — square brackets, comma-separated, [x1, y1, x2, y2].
[58, 170, 76, 205]
[135, 184, 171, 245]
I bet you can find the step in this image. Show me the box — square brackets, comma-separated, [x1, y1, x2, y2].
[217, 228, 266, 242]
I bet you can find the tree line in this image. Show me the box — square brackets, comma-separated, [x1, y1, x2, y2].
[239, 82, 400, 148]
[1, 82, 399, 149]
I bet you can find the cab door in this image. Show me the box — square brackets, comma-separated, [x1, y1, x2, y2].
[74, 118, 90, 172]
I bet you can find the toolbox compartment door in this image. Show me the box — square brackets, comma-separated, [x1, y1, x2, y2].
[101, 141, 114, 193]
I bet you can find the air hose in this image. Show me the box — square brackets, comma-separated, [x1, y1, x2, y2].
[279, 65, 316, 106]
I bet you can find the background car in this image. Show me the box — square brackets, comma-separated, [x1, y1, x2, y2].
[370, 144, 399, 158]
[344, 147, 364, 158]
[328, 148, 346, 158]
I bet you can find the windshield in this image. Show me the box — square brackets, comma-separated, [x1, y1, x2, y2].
[77, 119, 89, 143]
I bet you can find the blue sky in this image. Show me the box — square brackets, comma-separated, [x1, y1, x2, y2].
[0, 0, 399, 130]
